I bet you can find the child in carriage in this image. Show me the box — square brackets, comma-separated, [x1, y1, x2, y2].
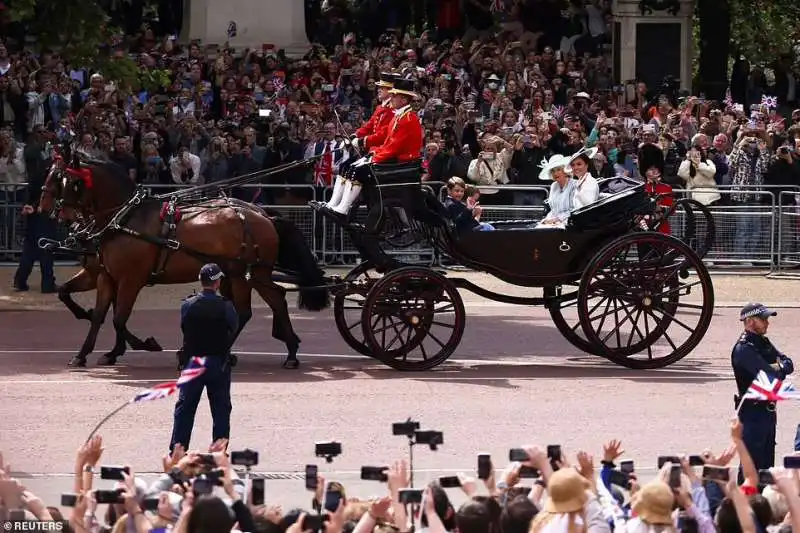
[443, 177, 495, 232]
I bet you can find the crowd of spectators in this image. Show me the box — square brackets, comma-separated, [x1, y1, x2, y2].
[3, 419, 800, 533]
[1, 0, 800, 262]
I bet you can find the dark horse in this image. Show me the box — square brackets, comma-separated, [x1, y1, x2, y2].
[38, 156, 163, 353]
[39, 160, 330, 369]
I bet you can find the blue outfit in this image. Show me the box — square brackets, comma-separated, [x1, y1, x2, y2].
[732, 328, 794, 480]
[443, 197, 495, 232]
[170, 285, 239, 452]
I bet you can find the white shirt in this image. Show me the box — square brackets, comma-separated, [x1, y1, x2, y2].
[572, 172, 600, 210]
[170, 152, 202, 184]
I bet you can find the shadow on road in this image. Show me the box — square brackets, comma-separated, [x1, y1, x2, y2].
[43, 351, 728, 392]
[0, 310, 729, 389]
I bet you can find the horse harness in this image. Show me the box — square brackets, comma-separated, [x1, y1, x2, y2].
[73, 188, 263, 285]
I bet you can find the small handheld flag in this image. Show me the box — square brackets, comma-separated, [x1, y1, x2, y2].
[735, 370, 800, 416]
[132, 382, 178, 403]
[85, 358, 208, 442]
[177, 357, 207, 387]
[742, 370, 800, 402]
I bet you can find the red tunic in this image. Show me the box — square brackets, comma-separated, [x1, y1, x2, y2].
[356, 101, 393, 150]
[371, 106, 424, 164]
[645, 181, 674, 234]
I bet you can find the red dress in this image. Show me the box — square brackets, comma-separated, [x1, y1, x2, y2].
[645, 181, 674, 234]
[356, 100, 394, 150]
[371, 106, 424, 164]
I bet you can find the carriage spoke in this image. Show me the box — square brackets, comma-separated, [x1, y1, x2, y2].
[642, 308, 679, 352]
[346, 319, 362, 332]
[418, 338, 429, 360]
[385, 320, 406, 351]
[432, 302, 455, 313]
[673, 301, 705, 310]
[626, 307, 645, 348]
[430, 320, 455, 329]
[642, 308, 653, 360]
[590, 296, 614, 336]
[647, 305, 695, 334]
[427, 331, 446, 349]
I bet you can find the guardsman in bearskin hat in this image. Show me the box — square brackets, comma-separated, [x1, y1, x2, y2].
[639, 141, 674, 234]
[323, 77, 423, 219]
[322, 72, 397, 211]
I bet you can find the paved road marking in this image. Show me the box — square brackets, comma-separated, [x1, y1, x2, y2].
[12, 466, 662, 478]
[0, 375, 733, 384]
[0, 349, 734, 383]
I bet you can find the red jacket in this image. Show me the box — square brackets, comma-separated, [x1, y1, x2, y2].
[645, 181, 674, 234]
[356, 101, 393, 150]
[371, 106, 423, 164]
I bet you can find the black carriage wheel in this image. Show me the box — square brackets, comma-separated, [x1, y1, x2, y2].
[544, 285, 604, 357]
[654, 198, 716, 260]
[333, 262, 381, 358]
[577, 232, 714, 369]
[361, 266, 466, 371]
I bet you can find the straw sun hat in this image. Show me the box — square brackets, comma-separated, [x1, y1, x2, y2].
[630, 481, 675, 525]
[544, 468, 591, 514]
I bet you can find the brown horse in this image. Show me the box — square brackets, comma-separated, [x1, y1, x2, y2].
[38, 160, 163, 352]
[39, 161, 330, 369]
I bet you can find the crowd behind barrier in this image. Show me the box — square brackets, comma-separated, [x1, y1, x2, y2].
[3, 182, 800, 272]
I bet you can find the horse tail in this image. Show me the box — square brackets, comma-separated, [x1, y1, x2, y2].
[271, 216, 330, 311]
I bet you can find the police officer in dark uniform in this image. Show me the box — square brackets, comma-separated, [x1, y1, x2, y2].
[170, 263, 239, 452]
[732, 302, 794, 480]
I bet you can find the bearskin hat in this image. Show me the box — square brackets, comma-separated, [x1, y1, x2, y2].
[638, 142, 665, 175]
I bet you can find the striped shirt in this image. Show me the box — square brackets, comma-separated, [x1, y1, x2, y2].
[544, 179, 577, 222]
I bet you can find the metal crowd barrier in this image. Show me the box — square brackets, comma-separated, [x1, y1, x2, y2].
[3, 182, 800, 272]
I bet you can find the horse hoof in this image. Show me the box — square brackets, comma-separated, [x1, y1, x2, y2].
[143, 337, 163, 352]
[68, 357, 86, 368]
[97, 355, 118, 366]
[282, 358, 300, 370]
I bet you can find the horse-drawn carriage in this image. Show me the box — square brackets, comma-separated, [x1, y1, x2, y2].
[312, 159, 716, 371]
[39, 147, 715, 371]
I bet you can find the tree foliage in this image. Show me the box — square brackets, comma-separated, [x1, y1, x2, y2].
[6, 0, 171, 92]
[726, 0, 800, 66]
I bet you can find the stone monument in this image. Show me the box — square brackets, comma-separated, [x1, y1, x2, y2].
[612, 0, 694, 91]
[181, 0, 311, 56]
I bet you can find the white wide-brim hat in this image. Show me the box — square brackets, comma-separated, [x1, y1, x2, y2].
[538, 154, 572, 181]
[564, 146, 599, 174]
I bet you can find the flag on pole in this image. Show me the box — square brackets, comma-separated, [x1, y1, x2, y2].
[130, 358, 207, 403]
[742, 370, 800, 402]
[131, 382, 179, 403]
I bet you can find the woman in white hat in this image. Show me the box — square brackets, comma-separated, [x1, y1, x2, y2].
[566, 147, 601, 210]
[536, 154, 577, 228]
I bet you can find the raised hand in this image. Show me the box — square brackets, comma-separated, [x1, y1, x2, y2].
[602, 439, 624, 463]
[457, 473, 478, 497]
[369, 496, 392, 520]
[576, 451, 595, 479]
[163, 443, 186, 473]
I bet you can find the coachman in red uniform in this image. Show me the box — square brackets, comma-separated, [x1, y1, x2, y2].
[325, 77, 423, 218]
[323, 72, 397, 211]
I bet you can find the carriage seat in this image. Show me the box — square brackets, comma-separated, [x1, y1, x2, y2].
[372, 159, 423, 188]
[568, 182, 648, 231]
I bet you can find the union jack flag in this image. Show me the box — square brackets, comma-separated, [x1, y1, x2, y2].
[761, 95, 778, 109]
[724, 88, 734, 107]
[177, 357, 207, 386]
[743, 370, 800, 402]
[131, 382, 178, 403]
